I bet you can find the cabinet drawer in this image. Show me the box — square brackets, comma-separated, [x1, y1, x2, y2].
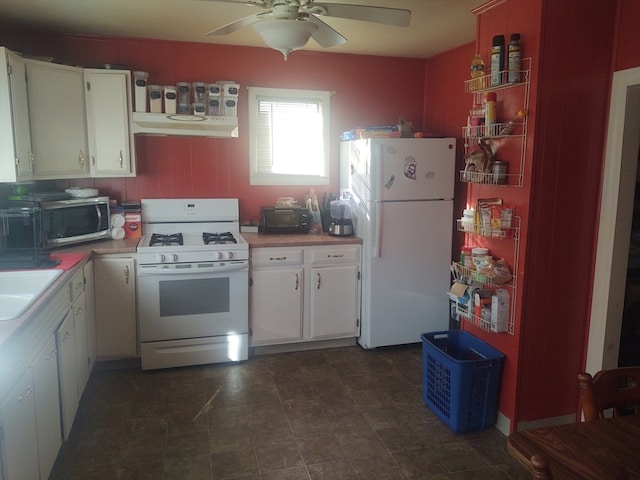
[307, 246, 360, 265]
[251, 248, 303, 267]
[69, 268, 84, 303]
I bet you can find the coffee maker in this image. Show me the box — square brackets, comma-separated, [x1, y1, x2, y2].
[328, 198, 354, 237]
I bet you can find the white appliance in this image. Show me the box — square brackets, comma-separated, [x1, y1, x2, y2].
[136, 198, 249, 370]
[341, 137, 456, 348]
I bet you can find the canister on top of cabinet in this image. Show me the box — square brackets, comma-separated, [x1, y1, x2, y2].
[164, 86, 177, 114]
[148, 85, 163, 113]
[133, 71, 148, 112]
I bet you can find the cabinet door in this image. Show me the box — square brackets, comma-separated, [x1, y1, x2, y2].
[250, 268, 304, 345]
[0, 369, 39, 480]
[85, 69, 136, 177]
[73, 291, 90, 395]
[94, 256, 137, 358]
[309, 264, 359, 340]
[32, 335, 62, 480]
[84, 259, 97, 375]
[0, 48, 32, 181]
[56, 310, 78, 440]
[25, 59, 89, 179]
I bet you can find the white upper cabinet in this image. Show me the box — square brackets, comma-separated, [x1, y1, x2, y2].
[0, 47, 33, 182]
[25, 59, 90, 179]
[85, 69, 136, 176]
[1, 46, 138, 181]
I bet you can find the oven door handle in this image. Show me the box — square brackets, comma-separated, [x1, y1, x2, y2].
[137, 262, 248, 275]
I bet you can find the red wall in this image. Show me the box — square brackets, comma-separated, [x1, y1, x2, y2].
[614, 0, 640, 70]
[0, 29, 426, 223]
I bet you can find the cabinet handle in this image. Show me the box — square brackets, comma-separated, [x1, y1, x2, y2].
[79, 149, 85, 167]
[316, 272, 321, 290]
[294, 273, 299, 291]
[269, 256, 287, 261]
[124, 265, 130, 284]
[119, 150, 124, 168]
[17, 386, 33, 402]
[92, 155, 96, 166]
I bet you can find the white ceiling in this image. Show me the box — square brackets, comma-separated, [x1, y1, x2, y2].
[0, 0, 485, 59]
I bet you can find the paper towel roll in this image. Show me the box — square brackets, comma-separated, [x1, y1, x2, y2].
[111, 227, 125, 240]
[111, 213, 125, 228]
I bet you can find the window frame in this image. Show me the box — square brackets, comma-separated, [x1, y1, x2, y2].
[248, 86, 330, 186]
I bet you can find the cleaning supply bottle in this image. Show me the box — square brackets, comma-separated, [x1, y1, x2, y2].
[485, 92, 497, 131]
[508, 33, 522, 83]
[491, 35, 505, 86]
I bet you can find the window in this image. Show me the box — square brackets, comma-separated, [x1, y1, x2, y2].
[248, 86, 330, 186]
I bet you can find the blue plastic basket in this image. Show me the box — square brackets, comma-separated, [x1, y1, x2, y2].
[422, 330, 505, 433]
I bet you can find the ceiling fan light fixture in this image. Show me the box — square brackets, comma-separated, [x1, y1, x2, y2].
[253, 19, 319, 60]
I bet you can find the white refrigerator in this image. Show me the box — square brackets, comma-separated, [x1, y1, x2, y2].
[340, 137, 456, 348]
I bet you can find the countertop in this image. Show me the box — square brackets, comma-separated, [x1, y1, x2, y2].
[242, 232, 362, 248]
[0, 234, 360, 348]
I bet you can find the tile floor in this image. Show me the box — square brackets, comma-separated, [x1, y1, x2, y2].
[50, 344, 531, 480]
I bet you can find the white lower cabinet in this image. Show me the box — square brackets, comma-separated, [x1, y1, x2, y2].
[309, 263, 360, 339]
[251, 262, 304, 345]
[94, 255, 137, 358]
[84, 259, 97, 375]
[0, 369, 39, 480]
[0, 264, 93, 480]
[250, 244, 361, 347]
[56, 310, 78, 440]
[32, 336, 62, 480]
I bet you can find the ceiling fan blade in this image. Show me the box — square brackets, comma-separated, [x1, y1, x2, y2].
[196, 0, 268, 6]
[307, 15, 347, 48]
[312, 3, 411, 27]
[205, 13, 263, 36]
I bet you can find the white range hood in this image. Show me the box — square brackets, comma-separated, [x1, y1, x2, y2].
[132, 112, 238, 138]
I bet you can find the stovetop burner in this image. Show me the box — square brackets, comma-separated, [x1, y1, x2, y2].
[203, 232, 237, 245]
[149, 233, 184, 246]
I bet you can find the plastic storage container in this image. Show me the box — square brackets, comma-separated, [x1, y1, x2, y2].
[422, 330, 505, 433]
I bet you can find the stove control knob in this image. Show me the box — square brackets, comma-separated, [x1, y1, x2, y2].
[172, 253, 178, 262]
[156, 253, 166, 263]
[214, 251, 223, 260]
[223, 251, 234, 260]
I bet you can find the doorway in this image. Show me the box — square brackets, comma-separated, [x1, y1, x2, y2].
[587, 67, 640, 373]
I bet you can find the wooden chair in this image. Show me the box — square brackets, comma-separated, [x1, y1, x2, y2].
[578, 367, 640, 421]
[530, 454, 553, 479]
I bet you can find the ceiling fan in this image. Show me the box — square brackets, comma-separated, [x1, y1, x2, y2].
[200, 0, 411, 60]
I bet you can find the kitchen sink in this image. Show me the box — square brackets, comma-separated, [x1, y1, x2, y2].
[0, 269, 63, 321]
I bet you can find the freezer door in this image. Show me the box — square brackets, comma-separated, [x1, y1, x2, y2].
[372, 138, 455, 202]
[359, 199, 453, 349]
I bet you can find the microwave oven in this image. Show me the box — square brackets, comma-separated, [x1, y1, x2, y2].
[260, 206, 310, 234]
[41, 196, 111, 246]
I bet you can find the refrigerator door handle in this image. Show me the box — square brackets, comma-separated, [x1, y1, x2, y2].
[374, 203, 383, 258]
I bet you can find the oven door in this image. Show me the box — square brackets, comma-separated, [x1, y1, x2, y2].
[137, 262, 249, 342]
